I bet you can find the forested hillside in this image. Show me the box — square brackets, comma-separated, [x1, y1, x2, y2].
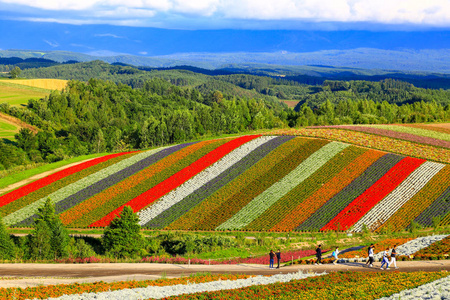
[0, 60, 449, 173]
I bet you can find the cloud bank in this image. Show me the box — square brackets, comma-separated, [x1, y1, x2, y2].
[0, 0, 449, 29]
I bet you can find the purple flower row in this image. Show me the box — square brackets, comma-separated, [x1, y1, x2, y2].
[414, 186, 450, 227]
[296, 153, 403, 231]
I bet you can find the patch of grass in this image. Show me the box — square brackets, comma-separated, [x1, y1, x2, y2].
[0, 80, 49, 106]
[0, 153, 108, 190]
[0, 119, 19, 140]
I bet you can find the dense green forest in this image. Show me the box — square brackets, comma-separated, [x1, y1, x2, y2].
[1, 60, 449, 172]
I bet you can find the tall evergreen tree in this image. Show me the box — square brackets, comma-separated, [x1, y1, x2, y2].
[102, 206, 145, 258]
[27, 198, 69, 260]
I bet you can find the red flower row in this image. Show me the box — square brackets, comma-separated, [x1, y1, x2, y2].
[322, 157, 425, 231]
[0, 152, 134, 208]
[90, 135, 260, 227]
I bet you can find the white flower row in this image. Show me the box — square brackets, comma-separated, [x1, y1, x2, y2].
[137, 136, 276, 225]
[216, 142, 350, 230]
[393, 234, 450, 257]
[375, 275, 450, 300]
[4, 148, 164, 226]
[351, 161, 445, 232]
[49, 271, 326, 300]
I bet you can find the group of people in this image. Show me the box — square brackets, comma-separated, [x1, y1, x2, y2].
[367, 244, 399, 270]
[270, 244, 400, 269]
[269, 249, 282, 269]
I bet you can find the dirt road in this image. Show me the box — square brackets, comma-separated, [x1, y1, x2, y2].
[0, 260, 448, 288]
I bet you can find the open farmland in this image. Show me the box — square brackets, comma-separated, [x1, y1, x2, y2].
[10, 79, 67, 90]
[1, 131, 449, 232]
[0, 80, 50, 106]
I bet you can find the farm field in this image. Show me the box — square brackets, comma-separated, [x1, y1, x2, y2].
[0, 80, 51, 106]
[1, 130, 449, 232]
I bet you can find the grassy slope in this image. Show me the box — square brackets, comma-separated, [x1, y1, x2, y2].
[0, 80, 50, 106]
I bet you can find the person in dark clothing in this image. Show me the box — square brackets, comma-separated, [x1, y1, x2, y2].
[276, 249, 281, 269]
[269, 250, 275, 269]
[315, 244, 322, 265]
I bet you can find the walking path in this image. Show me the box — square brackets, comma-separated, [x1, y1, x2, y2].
[0, 260, 448, 288]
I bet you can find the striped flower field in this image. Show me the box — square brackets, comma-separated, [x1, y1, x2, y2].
[1, 131, 449, 232]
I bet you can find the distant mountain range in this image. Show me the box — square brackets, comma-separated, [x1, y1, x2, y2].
[1, 48, 450, 74]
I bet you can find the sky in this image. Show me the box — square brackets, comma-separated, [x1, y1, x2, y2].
[1, 0, 450, 30]
[0, 0, 449, 58]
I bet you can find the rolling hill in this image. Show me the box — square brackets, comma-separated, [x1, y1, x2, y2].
[0, 126, 448, 232]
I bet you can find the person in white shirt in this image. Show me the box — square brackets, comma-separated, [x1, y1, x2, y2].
[381, 248, 390, 270]
[390, 245, 399, 269]
[332, 247, 339, 265]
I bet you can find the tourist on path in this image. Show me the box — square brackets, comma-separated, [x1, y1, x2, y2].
[315, 244, 322, 265]
[276, 249, 281, 269]
[390, 245, 399, 269]
[269, 250, 275, 269]
[367, 245, 374, 267]
[332, 247, 339, 265]
[381, 247, 390, 270]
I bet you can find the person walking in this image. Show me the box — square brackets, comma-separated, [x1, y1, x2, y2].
[332, 247, 339, 265]
[366, 244, 374, 266]
[276, 249, 281, 269]
[269, 250, 275, 269]
[315, 244, 322, 265]
[368, 245, 375, 267]
[390, 245, 399, 269]
[381, 247, 390, 270]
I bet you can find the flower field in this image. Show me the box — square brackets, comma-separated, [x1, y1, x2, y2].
[1, 132, 449, 232]
[160, 272, 448, 300]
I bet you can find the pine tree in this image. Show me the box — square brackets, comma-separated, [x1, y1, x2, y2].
[28, 198, 69, 260]
[102, 206, 145, 258]
[0, 216, 15, 260]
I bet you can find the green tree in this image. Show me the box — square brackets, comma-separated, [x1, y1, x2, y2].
[0, 217, 15, 260]
[15, 128, 36, 153]
[27, 199, 69, 260]
[102, 206, 145, 258]
[9, 66, 21, 79]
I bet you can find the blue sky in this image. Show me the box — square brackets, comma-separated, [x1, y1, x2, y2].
[0, 0, 449, 58]
[1, 0, 449, 30]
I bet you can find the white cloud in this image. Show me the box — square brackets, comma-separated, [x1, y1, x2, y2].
[2, 0, 450, 27]
[43, 39, 59, 47]
[94, 33, 125, 38]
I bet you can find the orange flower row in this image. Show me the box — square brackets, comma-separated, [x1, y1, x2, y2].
[0, 274, 253, 300]
[246, 146, 366, 231]
[62, 139, 228, 227]
[377, 165, 450, 232]
[167, 137, 314, 230]
[271, 149, 385, 232]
